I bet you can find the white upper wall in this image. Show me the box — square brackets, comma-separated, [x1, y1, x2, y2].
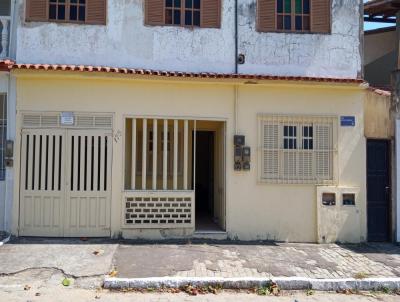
[238, 0, 362, 78]
[15, 0, 362, 78]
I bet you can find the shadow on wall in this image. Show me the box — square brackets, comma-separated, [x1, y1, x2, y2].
[365, 51, 396, 88]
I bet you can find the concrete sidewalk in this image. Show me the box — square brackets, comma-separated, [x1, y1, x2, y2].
[1, 238, 400, 291]
[113, 242, 400, 279]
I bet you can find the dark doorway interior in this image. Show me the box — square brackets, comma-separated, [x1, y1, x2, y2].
[367, 139, 391, 242]
[194, 131, 220, 231]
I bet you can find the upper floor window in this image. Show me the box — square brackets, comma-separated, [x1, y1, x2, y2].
[257, 0, 331, 34]
[277, 0, 310, 31]
[49, 0, 86, 22]
[26, 0, 107, 25]
[145, 0, 220, 28]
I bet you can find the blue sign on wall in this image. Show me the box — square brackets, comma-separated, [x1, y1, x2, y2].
[340, 116, 356, 127]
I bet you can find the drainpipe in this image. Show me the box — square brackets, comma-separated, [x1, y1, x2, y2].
[234, 0, 238, 135]
[234, 0, 238, 74]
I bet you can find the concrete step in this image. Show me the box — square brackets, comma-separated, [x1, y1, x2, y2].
[192, 231, 228, 240]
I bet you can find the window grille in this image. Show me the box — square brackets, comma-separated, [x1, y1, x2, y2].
[259, 114, 337, 184]
[0, 94, 6, 181]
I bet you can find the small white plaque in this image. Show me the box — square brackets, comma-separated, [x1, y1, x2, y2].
[61, 112, 74, 126]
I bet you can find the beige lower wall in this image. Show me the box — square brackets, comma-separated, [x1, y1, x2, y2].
[12, 71, 367, 242]
[364, 91, 393, 139]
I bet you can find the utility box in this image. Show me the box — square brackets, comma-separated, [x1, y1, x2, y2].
[317, 186, 361, 243]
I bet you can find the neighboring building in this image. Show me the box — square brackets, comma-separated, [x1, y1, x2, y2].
[364, 26, 396, 89]
[0, 0, 15, 234]
[1, 0, 393, 243]
[364, 0, 400, 243]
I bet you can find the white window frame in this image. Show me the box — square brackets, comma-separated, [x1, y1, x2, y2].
[258, 114, 338, 184]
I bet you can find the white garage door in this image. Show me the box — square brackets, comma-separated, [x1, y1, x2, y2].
[19, 128, 112, 237]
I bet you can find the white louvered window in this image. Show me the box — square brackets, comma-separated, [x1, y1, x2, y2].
[0, 94, 6, 181]
[259, 115, 337, 184]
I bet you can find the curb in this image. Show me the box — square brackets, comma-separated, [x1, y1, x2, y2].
[104, 276, 400, 291]
[0, 233, 10, 247]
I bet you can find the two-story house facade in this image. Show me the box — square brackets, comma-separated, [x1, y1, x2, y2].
[1, 0, 386, 243]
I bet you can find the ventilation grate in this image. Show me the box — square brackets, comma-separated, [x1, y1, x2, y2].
[22, 113, 113, 129]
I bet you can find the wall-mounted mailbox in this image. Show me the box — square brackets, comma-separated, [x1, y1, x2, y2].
[234, 135, 245, 146]
[5, 140, 14, 167]
[342, 193, 355, 206]
[322, 193, 336, 206]
[234, 145, 242, 171]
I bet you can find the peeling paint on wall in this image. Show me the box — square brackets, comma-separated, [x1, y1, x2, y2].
[16, 0, 361, 78]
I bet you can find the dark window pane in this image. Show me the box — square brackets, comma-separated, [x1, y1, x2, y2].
[59, 0, 65, 2]
[303, 0, 310, 14]
[58, 5, 66, 20]
[304, 140, 308, 149]
[295, 16, 302, 30]
[295, 0, 302, 13]
[293, 126, 297, 136]
[277, 15, 283, 29]
[289, 139, 293, 149]
[49, 4, 57, 19]
[303, 126, 308, 136]
[166, 0, 172, 7]
[70, 6, 78, 20]
[185, 11, 192, 25]
[79, 0, 86, 3]
[193, 11, 200, 26]
[288, 126, 293, 136]
[174, 0, 181, 8]
[284, 139, 288, 149]
[303, 16, 310, 30]
[174, 9, 181, 24]
[284, 126, 288, 136]
[284, 15, 291, 30]
[0, 0, 11, 16]
[194, 0, 200, 9]
[185, 0, 192, 8]
[277, 0, 283, 13]
[309, 140, 313, 149]
[284, 0, 291, 13]
[79, 6, 85, 21]
[293, 140, 297, 149]
[71, 0, 78, 3]
[165, 9, 172, 24]
[309, 127, 313, 137]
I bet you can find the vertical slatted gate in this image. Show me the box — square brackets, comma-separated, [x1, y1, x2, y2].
[19, 129, 112, 237]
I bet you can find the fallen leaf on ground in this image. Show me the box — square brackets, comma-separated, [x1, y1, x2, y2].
[109, 270, 118, 277]
[93, 249, 104, 256]
[62, 278, 71, 287]
[35, 293, 41, 296]
[23, 285, 31, 291]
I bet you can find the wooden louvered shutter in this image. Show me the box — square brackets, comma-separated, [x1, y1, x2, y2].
[86, 0, 107, 25]
[311, 0, 331, 33]
[315, 123, 332, 180]
[145, 0, 164, 26]
[201, 0, 221, 28]
[257, 0, 275, 32]
[26, 0, 48, 22]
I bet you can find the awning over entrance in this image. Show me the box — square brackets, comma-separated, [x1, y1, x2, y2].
[364, 0, 399, 23]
